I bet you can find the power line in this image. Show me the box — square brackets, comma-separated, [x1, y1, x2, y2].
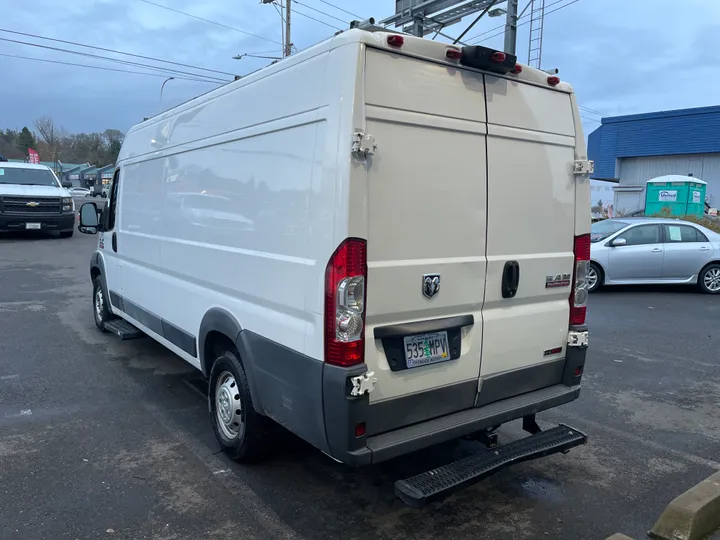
[581, 115, 601, 123]
[293, 0, 348, 25]
[138, 0, 283, 46]
[467, 0, 575, 43]
[0, 27, 241, 77]
[0, 36, 230, 83]
[292, 6, 344, 30]
[315, 0, 363, 20]
[0, 53, 224, 84]
[579, 105, 608, 117]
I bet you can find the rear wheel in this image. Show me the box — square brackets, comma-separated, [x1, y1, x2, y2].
[699, 264, 720, 294]
[587, 262, 602, 293]
[209, 349, 270, 461]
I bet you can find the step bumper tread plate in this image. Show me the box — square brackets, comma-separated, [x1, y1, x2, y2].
[104, 318, 144, 340]
[394, 424, 587, 508]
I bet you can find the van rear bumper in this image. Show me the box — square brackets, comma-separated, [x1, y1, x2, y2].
[337, 383, 581, 466]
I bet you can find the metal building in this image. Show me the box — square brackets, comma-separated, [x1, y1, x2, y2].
[588, 105, 720, 215]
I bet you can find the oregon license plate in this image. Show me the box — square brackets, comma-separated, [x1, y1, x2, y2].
[403, 331, 450, 369]
[25, 223, 41, 230]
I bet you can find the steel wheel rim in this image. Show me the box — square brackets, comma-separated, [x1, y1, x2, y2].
[587, 266, 598, 290]
[95, 287, 104, 322]
[704, 268, 720, 292]
[215, 371, 243, 440]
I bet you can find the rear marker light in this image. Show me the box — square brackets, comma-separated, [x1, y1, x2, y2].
[547, 76, 560, 86]
[446, 47, 462, 60]
[324, 238, 367, 367]
[511, 64, 522, 74]
[491, 51, 506, 63]
[355, 423, 366, 437]
[574, 366, 583, 377]
[570, 234, 590, 326]
[387, 35, 404, 47]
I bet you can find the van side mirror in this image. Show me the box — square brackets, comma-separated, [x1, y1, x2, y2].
[611, 237, 627, 247]
[62, 181, 73, 188]
[78, 202, 99, 234]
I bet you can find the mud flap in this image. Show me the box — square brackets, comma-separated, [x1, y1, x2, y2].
[394, 424, 587, 508]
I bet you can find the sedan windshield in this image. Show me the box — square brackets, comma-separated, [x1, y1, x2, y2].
[591, 220, 629, 243]
[0, 167, 59, 186]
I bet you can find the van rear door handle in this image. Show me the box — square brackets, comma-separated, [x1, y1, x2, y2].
[501, 261, 520, 298]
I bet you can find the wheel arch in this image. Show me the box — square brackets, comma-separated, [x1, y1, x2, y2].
[589, 259, 605, 284]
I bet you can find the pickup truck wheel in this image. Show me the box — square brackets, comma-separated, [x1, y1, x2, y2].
[699, 264, 720, 294]
[93, 277, 115, 331]
[209, 349, 270, 461]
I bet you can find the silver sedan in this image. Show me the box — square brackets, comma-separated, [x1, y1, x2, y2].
[589, 218, 720, 294]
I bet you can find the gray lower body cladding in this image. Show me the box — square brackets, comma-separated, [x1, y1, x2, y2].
[235, 330, 587, 466]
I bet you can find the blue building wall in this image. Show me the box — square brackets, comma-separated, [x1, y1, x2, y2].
[588, 105, 720, 180]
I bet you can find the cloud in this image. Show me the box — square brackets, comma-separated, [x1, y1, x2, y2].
[0, 0, 717, 135]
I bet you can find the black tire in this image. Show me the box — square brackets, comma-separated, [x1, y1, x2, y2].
[92, 276, 115, 331]
[588, 262, 603, 293]
[59, 230, 74, 238]
[209, 349, 270, 462]
[698, 263, 720, 294]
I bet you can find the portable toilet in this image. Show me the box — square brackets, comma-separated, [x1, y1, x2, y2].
[645, 175, 707, 217]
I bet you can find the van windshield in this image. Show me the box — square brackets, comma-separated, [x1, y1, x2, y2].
[591, 220, 629, 242]
[0, 167, 60, 187]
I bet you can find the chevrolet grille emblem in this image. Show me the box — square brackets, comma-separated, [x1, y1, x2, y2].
[26, 202, 39, 207]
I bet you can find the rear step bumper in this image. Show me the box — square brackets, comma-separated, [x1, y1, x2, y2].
[341, 384, 581, 466]
[395, 424, 587, 508]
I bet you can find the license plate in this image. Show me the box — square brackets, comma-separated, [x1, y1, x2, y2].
[404, 331, 450, 369]
[25, 223, 41, 230]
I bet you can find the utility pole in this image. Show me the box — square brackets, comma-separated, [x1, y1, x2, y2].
[503, 0, 519, 55]
[284, 0, 292, 56]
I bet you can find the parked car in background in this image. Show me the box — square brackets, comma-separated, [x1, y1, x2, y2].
[68, 187, 91, 197]
[90, 185, 107, 198]
[589, 218, 720, 294]
[0, 161, 75, 237]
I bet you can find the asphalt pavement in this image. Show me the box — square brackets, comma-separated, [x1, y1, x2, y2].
[1, 231, 719, 540]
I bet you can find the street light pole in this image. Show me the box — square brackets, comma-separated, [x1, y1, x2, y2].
[284, 0, 292, 57]
[160, 76, 175, 112]
[503, 0, 519, 55]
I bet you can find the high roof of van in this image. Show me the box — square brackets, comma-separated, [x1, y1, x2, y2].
[130, 29, 573, 136]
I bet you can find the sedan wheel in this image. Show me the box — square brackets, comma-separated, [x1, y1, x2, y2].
[587, 263, 602, 293]
[700, 265, 720, 294]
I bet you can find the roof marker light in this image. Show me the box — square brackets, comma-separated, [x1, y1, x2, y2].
[446, 47, 462, 61]
[387, 35, 404, 47]
[547, 76, 560, 86]
[511, 64, 522, 74]
[491, 51, 506, 63]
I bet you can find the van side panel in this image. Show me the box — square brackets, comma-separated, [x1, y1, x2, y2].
[359, 50, 487, 407]
[481, 76, 576, 383]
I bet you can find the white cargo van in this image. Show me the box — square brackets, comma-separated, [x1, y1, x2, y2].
[78, 29, 592, 507]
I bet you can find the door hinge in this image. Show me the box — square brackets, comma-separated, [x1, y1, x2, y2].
[352, 132, 376, 159]
[573, 159, 594, 176]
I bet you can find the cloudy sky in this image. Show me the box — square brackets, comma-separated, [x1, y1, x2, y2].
[1, 0, 719, 137]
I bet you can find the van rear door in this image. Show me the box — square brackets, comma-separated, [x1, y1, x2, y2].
[477, 76, 577, 405]
[360, 49, 487, 434]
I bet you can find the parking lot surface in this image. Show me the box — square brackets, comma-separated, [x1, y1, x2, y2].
[1, 231, 719, 540]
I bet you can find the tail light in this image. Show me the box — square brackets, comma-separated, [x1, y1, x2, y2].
[570, 234, 590, 325]
[325, 238, 367, 367]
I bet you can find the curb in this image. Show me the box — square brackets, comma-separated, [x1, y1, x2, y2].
[648, 470, 720, 540]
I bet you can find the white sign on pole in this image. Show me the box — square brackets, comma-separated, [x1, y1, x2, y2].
[658, 190, 678, 202]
